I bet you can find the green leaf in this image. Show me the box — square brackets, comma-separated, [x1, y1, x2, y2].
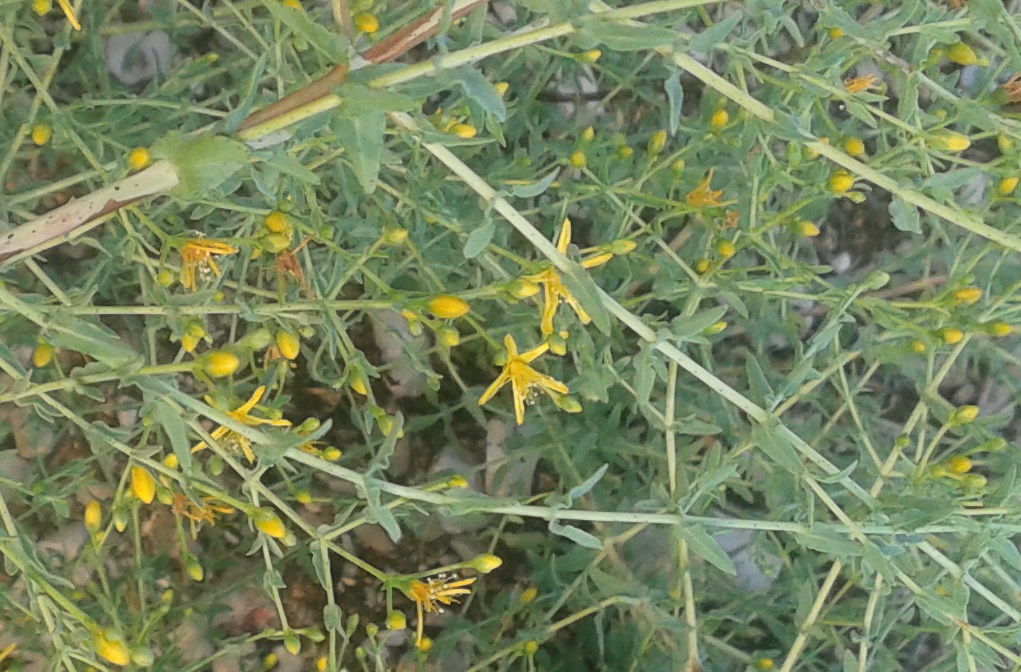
[47, 315, 139, 369]
[332, 112, 385, 194]
[258, 152, 320, 185]
[675, 524, 736, 576]
[689, 12, 743, 53]
[577, 17, 678, 51]
[795, 529, 863, 557]
[670, 306, 727, 344]
[150, 398, 193, 475]
[745, 353, 774, 406]
[335, 84, 417, 117]
[560, 260, 611, 335]
[152, 132, 249, 200]
[360, 477, 401, 542]
[665, 71, 684, 136]
[263, 0, 347, 63]
[463, 219, 495, 259]
[224, 53, 267, 133]
[888, 197, 921, 234]
[751, 421, 803, 474]
[549, 520, 602, 549]
[566, 464, 608, 505]
[438, 67, 507, 121]
[510, 169, 558, 198]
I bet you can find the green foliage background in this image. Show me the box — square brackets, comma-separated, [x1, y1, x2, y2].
[1, 0, 1021, 670]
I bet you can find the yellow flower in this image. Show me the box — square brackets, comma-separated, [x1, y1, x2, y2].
[130, 465, 156, 504]
[843, 74, 878, 93]
[526, 218, 612, 335]
[685, 169, 723, 207]
[353, 11, 379, 33]
[171, 493, 235, 538]
[84, 499, 102, 532]
[178, 239, 237, 292]
[478, 335, 569, 425]
[128, 147, 151, 170]
[93, 630, 129, 666]
[427, 295, 470, 319]
[191, 385, 291, 463]
[405, 575, 477, 649]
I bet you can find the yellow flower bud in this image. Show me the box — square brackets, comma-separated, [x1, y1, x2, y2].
[580, 126, 595, 142]
[113, 508, 129, 533]
[828, 171, 854, 194]
[186, 556, 204, 581]
[262, 652, 278, 670]
[130, 466, 156, 504]
[353, 11, 379, 34]
[284, 631, 301, 656]
[31, 124, 52, 146]
[417, 637, 433, 651]
[647, 129, 667, 155]
[163, 453, 179, 469]
[951, 405, 979, 425]
[276, 330, 300, 360]
[85, 500, 102, 533]
[608, 239, 637, 254]
[710, 109, 729, 129]
[322, 447, 342, 461]
[930, 131, 971, 152]
[201, 350, 240, 378]
[447, 475, 468, 489]
[568, 150, 586, 168]
[128, 148, 151, 170]
[671, 158, 685, 172]
[282, 0, 302, 8]
[546, 331, 568, 356]
[507, 278, 539, 298]
[939, 328, 964, 345]
[382, 226, 408, 245]
[616, 145, 633, 159]
[436, 326, 461, 348]
[998, 177, 1018, 196]
[253, 509, 287, 539]
[523, 641, 539, 655]
[843, 137, 865, 157]
[295, 490, 312, 505]
[753, 658, 775, 671]
[427, 295, 470, 319]
[797, 221, 820, 237]
[130, 645, 155, 667]
[264, 210, 290, 234]
[451, 123, 477, 139]
[494, 81, 509, 96]
[520, 586, 538, 604]
[946, 42, 980, 66]
[828, 27, 843, 39]
[951, 287, 982, 304]
[987, 322, 1012, 337]
[694, 258, 710, 274]
[945, 455, 972, 474]
[94, 630, 130, 666]
[715, 240, 736, 258]
[910, 340, 926, 353]
[468, 553, 503, 573]
[386, 611, 407, 630]
[998, 134, 1015, 154]
[579, 49, 601, 63]
[33, 340, 54, 367]
[157, 268, 174, 286]
[349, 374, 368, 396]
[32, 0, 52, 16]
[961, 473, 987, 489]
[316, 656, 328, 672]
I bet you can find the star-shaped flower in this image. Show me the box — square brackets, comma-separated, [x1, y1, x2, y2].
[405, 575, 477, 649]
[191, 385, 291, 463]
[685, 169, 723, 207]
[178, 239, 237, 292]
[526, 218, 612, 335]
[478, 335, 569, 425]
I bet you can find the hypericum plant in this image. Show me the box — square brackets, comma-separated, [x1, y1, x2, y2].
[2, 0, 1021, 670]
